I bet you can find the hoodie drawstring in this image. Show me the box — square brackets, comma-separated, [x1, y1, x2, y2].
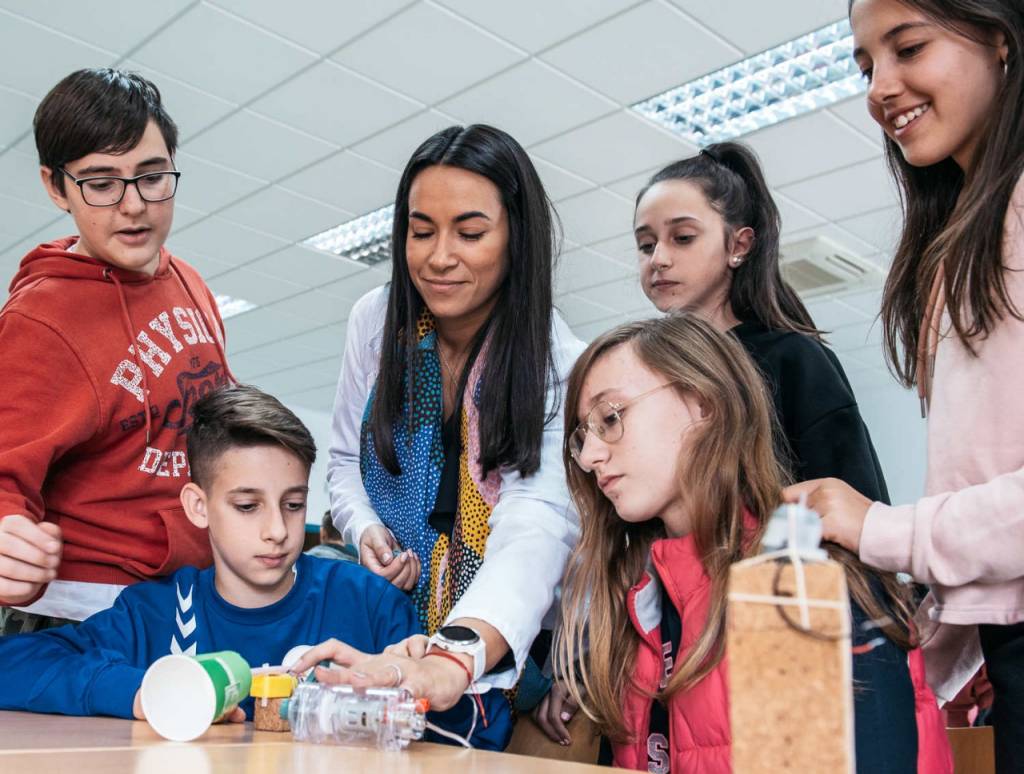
[105, 268, 155, 444]
[167, 260, 237, 385]
[916, 264, 946, 419]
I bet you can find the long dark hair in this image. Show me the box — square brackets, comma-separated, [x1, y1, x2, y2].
[370, 124, 559, 477]
[635, 141, 820, 337]
[855, 0, 1024, 385]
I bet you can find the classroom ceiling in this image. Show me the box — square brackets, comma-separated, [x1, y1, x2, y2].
[0, 0, 901, 416]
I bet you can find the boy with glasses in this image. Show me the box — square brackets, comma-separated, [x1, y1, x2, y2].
[0, 68, 232, 635]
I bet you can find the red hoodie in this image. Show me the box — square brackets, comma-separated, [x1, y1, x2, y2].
[0, 237, 232, 605]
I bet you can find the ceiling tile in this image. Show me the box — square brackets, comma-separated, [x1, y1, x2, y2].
[351, 110, 457, 170]
[0, 10, 116, 97]
[439, 60, 615, 147]
[0, 149, 54, 210]
[266, 289, 353, 325]
[168, 215, 288, 269]
[836, 206, 901, 254]
[183, 109, 338, 182]
[286, 324, 347, 356]
[667, 0, 847, 54]
[779, 157, 898, 221]
[174, 152, 268, 214]
[211, 266, 306, 305]
[589, 232, 641, 264]
[279, 383, 339, 414]
[0, 85, 37, 151]
[555, 292, 614, 327]
[132, 4, 316, 104]
[175, 248, 236, 280]
[434, 0, 636, 52]
[839, 287, 884, 317]
[773, 190, 827, 233]
[332, 3, 523, 105]
[250, 61, 423, 147]
[209, 0, 414, 55]
[318, 269, 391, 302]
[557, 188, 635, 246]
[0, 191, 61, 236]
[825, 318, 883, 351]
[119, 60, 239, 142]
[171, 204, 208, 232]
[532, 157, 594, 202]
[804, 296, 870, 331]
[230, 338, 327, 373]
[541, 1, 739, 104]
[532, 111, 696, 184]
[555, 246, 633, 295]
[247, 245, 366, 289]
[828, 96, 883, 144]
[744, 111, 881, 188]
[605, 167, 656, 201]
[577, 276, 650, 313]
[0, 0, 194, 56]
[223, 307, 315, 350]
[781, 221, 877, 261]
[280, 151, 398, 215]
[218, 186, 352, 242]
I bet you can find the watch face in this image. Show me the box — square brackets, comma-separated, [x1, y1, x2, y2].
[438, 625, 479, 644]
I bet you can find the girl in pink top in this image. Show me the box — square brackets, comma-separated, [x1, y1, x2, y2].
[789, 0, 1024, 768]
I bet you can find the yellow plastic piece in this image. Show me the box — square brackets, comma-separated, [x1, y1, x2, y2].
[250, 673, 297, 699]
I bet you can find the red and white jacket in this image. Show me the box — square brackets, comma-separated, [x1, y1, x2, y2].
[612, 533, 951, 773]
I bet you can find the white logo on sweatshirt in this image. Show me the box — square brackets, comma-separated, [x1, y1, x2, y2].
[169, 581, 198, 656]
[110, 306, 221, 403]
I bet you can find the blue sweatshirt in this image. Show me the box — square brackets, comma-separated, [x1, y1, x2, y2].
[0, 553, 510, 749]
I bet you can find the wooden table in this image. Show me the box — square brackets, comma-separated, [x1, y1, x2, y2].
[0, 711, 616, 774]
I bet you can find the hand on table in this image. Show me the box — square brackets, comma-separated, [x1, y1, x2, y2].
[532, 679, 581, 746]
[0, 515, 62, 605]
[290, 638, 472, 712]
[782, 478, 873, 554]
[131, 689, 244, 723]
[359, 525, 421, 591]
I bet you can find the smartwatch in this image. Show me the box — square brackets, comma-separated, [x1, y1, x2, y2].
[428, 625, 486, 682]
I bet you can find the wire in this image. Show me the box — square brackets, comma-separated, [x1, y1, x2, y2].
[425, 692, 478, 749]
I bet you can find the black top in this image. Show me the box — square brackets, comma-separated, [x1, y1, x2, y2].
[730, 320, 889, 504]
[730, 320, 915, 774]
[647, 581, 682, 772]
[428, 411, 461, 538]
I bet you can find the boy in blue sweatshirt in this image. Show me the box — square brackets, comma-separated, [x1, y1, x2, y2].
[0, 384, 509, 748]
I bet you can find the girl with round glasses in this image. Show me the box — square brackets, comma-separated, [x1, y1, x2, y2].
[551, 314, 947, 773]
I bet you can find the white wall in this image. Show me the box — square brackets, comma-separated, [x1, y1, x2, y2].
[848, 373, 927, 506]
[286, 404, 335, 527]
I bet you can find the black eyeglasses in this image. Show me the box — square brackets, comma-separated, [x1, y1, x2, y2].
[60, 168, 181, 207]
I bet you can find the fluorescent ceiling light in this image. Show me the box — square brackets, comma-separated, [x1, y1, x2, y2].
[632, 19, 865, 146]
[214, 293, 258, 320]
[302, 203, 394, 266]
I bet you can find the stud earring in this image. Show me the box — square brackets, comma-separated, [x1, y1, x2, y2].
[730, 256, 743, 266]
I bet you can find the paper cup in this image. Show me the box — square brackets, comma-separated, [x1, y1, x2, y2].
[141, 651, 252, 741]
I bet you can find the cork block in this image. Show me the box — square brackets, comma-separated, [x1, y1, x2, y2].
[251, 674, 296, 733]
[727, 559, 853, 774]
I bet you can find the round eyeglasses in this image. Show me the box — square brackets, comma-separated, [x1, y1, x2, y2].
[569, 381, 678, 471]
[60, 168, 181, 207]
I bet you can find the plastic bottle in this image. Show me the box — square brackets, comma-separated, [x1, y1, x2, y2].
[282, 682, 429, 751]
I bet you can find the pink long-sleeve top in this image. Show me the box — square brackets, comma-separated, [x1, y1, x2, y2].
[859, 176, 1024, 704]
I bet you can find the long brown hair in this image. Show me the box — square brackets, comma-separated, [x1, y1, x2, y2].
[554, 315, 914, 742]
[857, 0, 1024, 384]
